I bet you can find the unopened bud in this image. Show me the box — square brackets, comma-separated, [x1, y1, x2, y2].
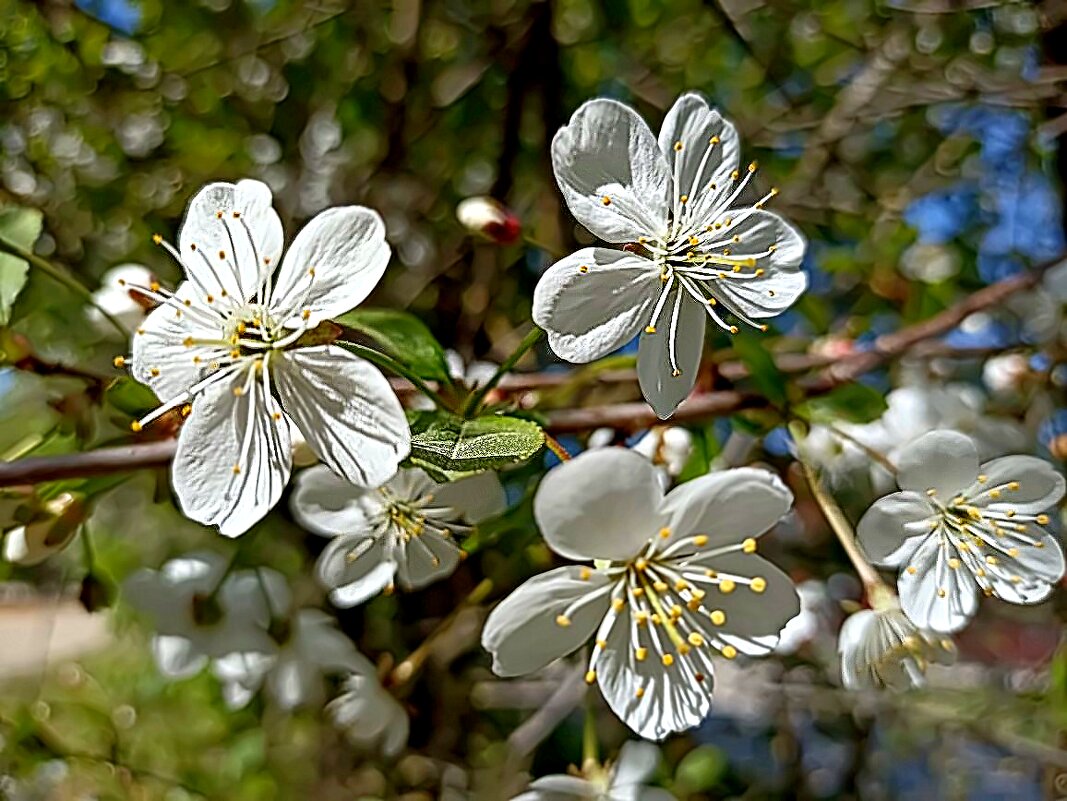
[456, 196, 521, 245]
[3, 492, 86, 566]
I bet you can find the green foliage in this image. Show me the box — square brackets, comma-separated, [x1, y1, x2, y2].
[795, 382, 889, 425]
[103, 377, 159, 418]
[335, 308, 452, 383]
[406, 409, 545, 479]
[0, 206, 42, 325]
[731, 333, 788, 408]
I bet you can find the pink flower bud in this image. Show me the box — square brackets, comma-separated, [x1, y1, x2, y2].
[456, 197, 521, 245]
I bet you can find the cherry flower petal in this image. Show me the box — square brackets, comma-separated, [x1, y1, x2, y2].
[982, 525, 1065, 604]
[431, 470, 507, 523]
[317, 534, 398, 608]
[637, 294, 705, 419]
[394, 530, 463, 589]
[895, 430, 980, 499]
[270, 206, 390, 328]
[481, 566, 614, 677]
[290, 464, 381, 537]
[153, 636, 209, 679]
[856, 491, 937, 566]
[534, 449, 667, 562]
[533, 248, 658, 363]
[177, 179, 283, 302]
[661, 467, 793, 547]
[273, 345, 410, 488]
[172, 368, 292, 537]
[965, 455, 1066, 513]
[897, 533, 979, 634]
[657, 92, 741, 225]
[551, 99, 672, 243]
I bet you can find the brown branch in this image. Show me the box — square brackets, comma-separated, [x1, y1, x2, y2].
[0, 257, 1059, 489]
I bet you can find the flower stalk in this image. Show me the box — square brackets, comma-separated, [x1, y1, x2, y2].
[462, 326, 544, 417]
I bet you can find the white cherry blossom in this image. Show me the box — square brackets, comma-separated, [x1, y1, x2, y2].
[123, 552, 276, 679]
[121, 179, 410, 537]
[292, 466, 506, 607]
[512, 741, 674, 801]
[857, 430, 1066, 633]
[534, 93, 807, 418]
[327, 672, 410, 757]
[89, 263, 154, 334]
[481, 448, 800, 740]
[839, 604, 955, 691]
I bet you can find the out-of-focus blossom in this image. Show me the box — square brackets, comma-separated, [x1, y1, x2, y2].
[2, 492, 85, 566]
[123, 552, 276, 678]
[774, 579, 830, 655]
[88, 264, 155, 334]
[534, 92, 807, 418]
[456, 196, 522, 245]
[899, 242, 960, 284]
[445, 349, 499, 390]
[512, 740, 674, 800]
[327, 672, 409, 757]
[482, 449, 799, 740]
[632, 426, 694, 482]
[982, 353, 1030, 396]
[857, 430, 1065, 633]
[292, 466, 506, 607]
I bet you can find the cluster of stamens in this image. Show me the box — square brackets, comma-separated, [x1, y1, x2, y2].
[555, 529, 768, 697]
[578, 135, 783, 378]
[914, 475, 1050, 601]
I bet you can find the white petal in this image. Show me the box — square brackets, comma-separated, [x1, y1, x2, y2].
[984, 526, 1065, 604]
[172, 365, 292, 537]
[317, 534, 398, 608]
[152, 635, 208, 679]
[274, 345, 410, 488]
[293, 609, 375, 674]
[661, 467, 793, 547]
[637, 292, 705, 419]
[552, 99, 671, 243]
[394, 529, 463, 590]
[177, 179, 283, 302]
[270, 206, 390, 328]
[897, 533, 979, 633]
[533, 248, 658, 364]
[266, 654, 321, 710]
[857, 492, 936, 567]
[290, 464, 383, 537]
[481, 566, 613, 677]
[596, 604, 713, 740]
[611, 741, 661, 788]
[534, 449, 667, 562]
[966, 455, 1066, 514]
[2, 521, 77, 566]
[704, 211, 807, 318]
[432, 470, 507, 524]
[657, 93, 740, 224]
[896, 430, 979, 499]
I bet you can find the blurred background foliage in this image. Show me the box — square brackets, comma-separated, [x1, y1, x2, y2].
[3, 0, 1067, 799]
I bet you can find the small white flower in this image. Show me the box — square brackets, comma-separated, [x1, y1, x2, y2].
[982, 353, 1029, 396]
[214, 608, 373, 711]
[445, 349, 499, 390]
[857, 430, 1066, 633]
[839, 605, 955, 691]
[632, 426, 693, 480]
[512, 741, 674, 801]
[773, 579, 829, 655]
[534, 93, 807, 418]
[89, 264, 154, 333]
[292, 466, 506, 607]
[124, 179, 410, 537]
[327, 672, 410, 757]
[123, 552, 276, 678]
[481, 448, 800, 740]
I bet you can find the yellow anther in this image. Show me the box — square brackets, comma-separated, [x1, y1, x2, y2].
[635, 687, 645, 698]
[706, 297, 717, 306]
[635, 647, 648, 661]
[750, 577, 767, 593]
[977, 474, 988, 483]
[661, 653, 674, 667]
[729, 325, 739, 334]
[635, 611, 649, 625]
[759, 324, 768, 332]
[151, 233, 162, 245]
[130, 421, 142, 432]
[976, 568, 986, 577]
[986, 555, 998, 565]
[595, 639, 607, 649]
[149, 367, 160, 377]
[601, 196, 611, 206]
[113, 356, 126, 368]
[671, 369, 682, 377]
[1010, 575, 1022, 584]
[579, 567, 592, 580]
[948, 558, 960, 569]
[612, 598, 625, 612]
[302, 309, 311, 321]
[578, 264, 589, 274]
[692, 534, 708, 547]
[679, 194, 688, 204]
[719, 579, 736, 594]
[206, 294, 215, 303]
[705, 568, 718, 578]
[673, 141, 683, 151]
[271, 411, 282, 421]
[232, 464, 241, 475]
[926, 488, 937, 497]
[689, 236, 700, 246]
[1037, 514, 1050, 525]
[988, 489, 1001, 499]
[906, 566, 917, 574]
[555, 615, 571, 627]
[742, 538, 757, 554]
[584, 670, 596, 684]
[710, 135, 720, 144]
[653, 580, 669, 593]
[233, 387, 244, 397]
[731, 170, 740, 180]
[937, 588, 947, 598]
[674, 580, 688, 592]
[635, 558, 648, 571]
[181, 404, 192, 417]
[633, 587, 645, 597]
[748, 161, 758, 173]
[218, 250, 226, 260]
[1008, 481, 1020, 491]
[678, 643, 691, 655]
[755, 268, 765, 277]
[1008, 548, 1019, 557]
[721, 645, 737, 659]
[709, 609, 726, 625]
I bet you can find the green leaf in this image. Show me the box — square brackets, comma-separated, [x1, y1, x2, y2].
[731, 332, 788, 408]
[795, 383, 888, 425]
[405, 410, 545, 479]
[105, 377, 160, 417]
[674, 745, 727, 793]
[334, 308, 451, 382]
[0, 206, 43, 325]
